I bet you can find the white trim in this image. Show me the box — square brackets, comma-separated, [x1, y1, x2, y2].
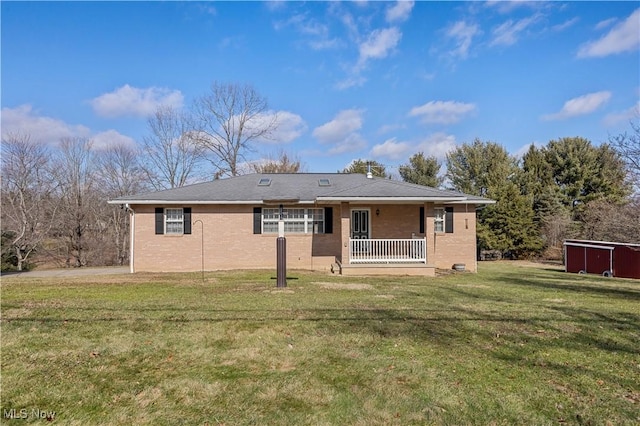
[109, 198, 495, 205]
[318, 196, 467, 202]
[108, 200, 319, 205]
[564, 239, 640, 248]
[128, 204, 135, 274]
[563, 242, 615, 251]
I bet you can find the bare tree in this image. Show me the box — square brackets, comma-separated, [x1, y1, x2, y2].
[141, 105, 204, 190]
[1, 133, 57, 270]
[582, 198, 640, 243]
[252, 150, 305, 173]
[193, 82, 278, 178]
[53, 137, 100, 267]
[609, 118, 640, 192]
[95, 143, 146, 265]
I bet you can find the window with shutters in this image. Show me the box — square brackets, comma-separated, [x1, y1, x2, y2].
[261, 207, 325, 234]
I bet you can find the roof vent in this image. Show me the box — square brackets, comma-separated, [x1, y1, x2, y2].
[318, 178, 331, 186]
[366, 171, 373, 179]
[258, 178, 272, 186]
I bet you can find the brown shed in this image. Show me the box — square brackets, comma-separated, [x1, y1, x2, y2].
[564, 239, 640, 279]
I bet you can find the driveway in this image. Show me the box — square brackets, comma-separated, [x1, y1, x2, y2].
[1, 266, 129, 279]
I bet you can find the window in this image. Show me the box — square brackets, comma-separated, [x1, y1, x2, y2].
[258, 178, 272, 186]
[165, 208, 184, 234]
[261, 207, 325, 234]
[318, 178, 331, 186]
[434, 208, 445, 233]
[155, 207, 191, 235]
[434, 207, 454, 233]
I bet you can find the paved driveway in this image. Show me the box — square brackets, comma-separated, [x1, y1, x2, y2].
[1, 266, 129, 279]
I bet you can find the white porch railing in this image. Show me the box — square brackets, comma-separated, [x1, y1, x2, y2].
[349, 238, 426, 264]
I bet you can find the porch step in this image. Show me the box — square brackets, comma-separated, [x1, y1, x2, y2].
[340, 263, 436, 277]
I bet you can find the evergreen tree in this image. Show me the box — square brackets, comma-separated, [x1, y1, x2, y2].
[399, 152, 444, 187]
[543, 137, 630, 208]
[447, 139, 542, 257]
[445, 138, 516, 197]
[477, 182, 544, 258]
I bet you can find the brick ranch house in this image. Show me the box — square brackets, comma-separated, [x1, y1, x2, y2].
[109, 173, 494, 276]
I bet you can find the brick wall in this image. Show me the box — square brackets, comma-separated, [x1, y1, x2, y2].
[130, 202, 478, 273]
[131, 204, 340, 272]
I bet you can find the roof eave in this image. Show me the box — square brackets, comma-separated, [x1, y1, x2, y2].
[316, 196, 469, 202]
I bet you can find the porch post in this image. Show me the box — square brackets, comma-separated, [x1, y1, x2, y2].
[340, 202, 350, 264]
[425, 202, 436, 265]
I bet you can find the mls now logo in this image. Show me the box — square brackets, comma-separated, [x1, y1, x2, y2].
[3, 408, 56, 420]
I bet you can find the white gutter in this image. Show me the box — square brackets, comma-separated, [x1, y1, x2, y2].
[316, 196, 468, 202]
[108, 200, 322, 205]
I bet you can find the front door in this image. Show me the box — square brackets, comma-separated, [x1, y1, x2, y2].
[351, 210, 370, 239]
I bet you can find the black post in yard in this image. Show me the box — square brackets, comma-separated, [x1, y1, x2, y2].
[276, 236, 286, 288]
[276, 204, 287, 288]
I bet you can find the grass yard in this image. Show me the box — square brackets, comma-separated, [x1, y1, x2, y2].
[1, 262, 638, 425]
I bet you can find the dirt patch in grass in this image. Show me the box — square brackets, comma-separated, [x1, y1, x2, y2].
[312, 282, 373, 290]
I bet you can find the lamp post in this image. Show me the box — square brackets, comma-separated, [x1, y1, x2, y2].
[194, 219, 204, 283]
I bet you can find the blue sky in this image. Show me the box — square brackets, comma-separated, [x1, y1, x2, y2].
[2, 1, 639, 175]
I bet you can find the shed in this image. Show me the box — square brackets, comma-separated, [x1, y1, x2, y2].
[563, 239, 640, 279]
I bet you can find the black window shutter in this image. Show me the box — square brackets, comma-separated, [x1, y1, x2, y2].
[183, 207, 192, 235]
[445, 207, 454, 233]
[419, 206, 425, 234]
[324, 207, 333, 234]
[155, 208, 164, 235]
[253, 207, 262, 234]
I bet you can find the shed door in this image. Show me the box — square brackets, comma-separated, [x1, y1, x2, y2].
[351, 210, 370, 239]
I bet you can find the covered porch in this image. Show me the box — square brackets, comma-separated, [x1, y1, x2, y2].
[328, 201, 437, 276]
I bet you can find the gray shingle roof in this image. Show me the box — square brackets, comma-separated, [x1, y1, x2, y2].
[109, 173, 494, 205]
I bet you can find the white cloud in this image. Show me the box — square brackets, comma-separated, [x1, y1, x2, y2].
[313, 109, 363, 142]
[371, 137, 411, 160]
[603, 102, 640, 126]
[490, 14, 540, 46]
[91, 130, 137, 151]
[577, 8, 640, 58]
[552, 17, 580, 32]
[1, 104, 91, 143]
[335, 75, 368, 90]
[1, 104, 135, 149]
[255, 111, 307, 144]
[416, 132, 457, 160]
[542, 91, 612, 121]
[445, 21, 481, 60]
[90, 84, 184, 118]
[312, 109, 367, 154]
[357, 27, 402, 69]
[595, 17, 617, 31]
[485, 0, 540, 14]
[409, 100, 476, 125]
[386, 1, 414, 24]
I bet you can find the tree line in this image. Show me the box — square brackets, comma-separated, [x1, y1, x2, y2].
[2, 81, 638, 270]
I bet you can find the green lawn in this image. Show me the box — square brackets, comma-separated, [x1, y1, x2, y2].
[1, 263, 638, 425]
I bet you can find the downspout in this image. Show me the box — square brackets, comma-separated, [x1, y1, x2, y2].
[125, 204, 134, 274]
